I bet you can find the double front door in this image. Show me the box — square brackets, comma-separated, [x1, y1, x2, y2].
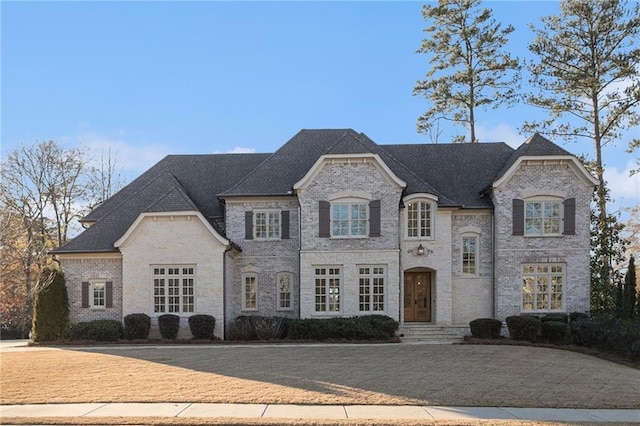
[404, 271, 432, 322]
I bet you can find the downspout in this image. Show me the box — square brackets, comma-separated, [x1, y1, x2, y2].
[297, 201, 302, 319]
[492, 210, 496, 319]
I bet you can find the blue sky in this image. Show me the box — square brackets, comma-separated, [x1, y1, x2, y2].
[2, 1, 638, 215]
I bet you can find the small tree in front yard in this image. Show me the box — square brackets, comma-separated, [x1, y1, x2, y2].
[622, 255, 637, 319]
[31, 267, 69, 342]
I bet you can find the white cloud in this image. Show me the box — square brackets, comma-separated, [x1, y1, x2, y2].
[225, 146, 256, 154]
[604, 159, 640, 211]
[475, 123, 522, 148]
[74, 132, 170, 174]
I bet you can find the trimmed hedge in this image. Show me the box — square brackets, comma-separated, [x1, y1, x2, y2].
[289, 315, 398, 341]
[189, 314, 216, 339]
[506, 315, 540, 342]
[571, 315, 640, 361]
[541, 320, 568, 344]
[69, 320, 122, 341]
[469, 318, 502, 339]
[541, 313, 568, 324]
[158, 314, 180, 339]
[227, 316, 290, 340]
[124, 313, 151, 340]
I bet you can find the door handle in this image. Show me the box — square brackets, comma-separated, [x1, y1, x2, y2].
[414, 300, 417, 305]
[424, 297, 427, 307]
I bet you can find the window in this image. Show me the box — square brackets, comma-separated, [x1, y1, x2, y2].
[359, 266, 385, 312]
[407, 201, 433, 238]
[92, 282, 105, 308]
[315, 267, 341, 312]
[277, 273, 293, 310]
[331, 203, 367, 237]
[522, 264, 564, 312]
[153, 266, 195, 314]
[462, 236, 478, 275]
[82, 280, 112, 309]
[255, 211, 280, 239]
[525, 200, 561, 235]
[243, 273, 258, 311]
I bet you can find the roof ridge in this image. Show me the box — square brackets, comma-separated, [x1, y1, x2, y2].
[142, 173, 200, 213]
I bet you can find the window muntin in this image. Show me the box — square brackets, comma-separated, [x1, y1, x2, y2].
[277, 273, 293, 310]
[407, 201, 432, 238]
[331, 203, 367, 237]
[153, 266, 195, 314]
[359, 266, 385, 312]
[92, 282, 105, 308]
[525, 200, 561, 235]
[522, 264, 564, 312]
[243, 274, 258, 311]
[462, 236, 478, 275]
[255, 211, 280, 240]
[315, 267, 341, 312]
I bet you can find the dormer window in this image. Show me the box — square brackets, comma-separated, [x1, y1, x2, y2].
[406, 200, 434, 239]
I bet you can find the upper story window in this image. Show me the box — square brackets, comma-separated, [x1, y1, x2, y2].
[462, 236, 478, 276]
[255, 211, 280, 239]
[332, 203, 368, 237]
[525, 200, 561, 235]
[406, 200, 433, 238]
[513, 197, 575, 236]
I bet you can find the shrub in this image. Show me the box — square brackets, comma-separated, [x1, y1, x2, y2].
[227, 316, 290, 340]
[158, 314, 180, 339]
[189, 314, 216, 339]
[541, 320, 569, 344]
[289, 315, 398, 341]
[69, 320, 122, 341]
[124, 313, 151, 340]
[569, 312, 590, 323]
[541, 313, 568, 324]
[506, 315, 540, 342]
[469, 318, 502, 339]
[32, 267, 69, 342]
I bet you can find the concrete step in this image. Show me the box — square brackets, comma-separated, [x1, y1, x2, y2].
[397, 324, 466, 344]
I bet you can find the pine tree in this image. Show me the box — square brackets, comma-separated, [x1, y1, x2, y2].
[622, 255, 637, 318]
[413, 0, 520, 142]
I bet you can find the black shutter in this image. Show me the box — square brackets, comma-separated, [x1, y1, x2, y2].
[281, 210, 290, 239]
[105, 282, 113, 308]
[245, 211, 253, 240]
[513, 199, 524, 236]
[369, 199, 381, 237]
[81, 282, 89, 308]
[319, 201, 330, 238]
[563, 198, 576, 235]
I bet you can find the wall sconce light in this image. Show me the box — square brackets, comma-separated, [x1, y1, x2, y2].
[408, 244, 433, 256]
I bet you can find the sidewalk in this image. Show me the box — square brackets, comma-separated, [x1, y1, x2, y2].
[2, 403, 639, 422]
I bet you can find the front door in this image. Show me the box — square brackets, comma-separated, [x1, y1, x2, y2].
[404, 272, 431, 322]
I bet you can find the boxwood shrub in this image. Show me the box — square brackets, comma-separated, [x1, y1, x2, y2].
[506, 315, 540, 342]
[69, 320, 122, 341]
[227, 316, 291, 340]
[469, 318, 502, 339]
[158, 314, 180, 339]
[188, 314, 216, 339]
[124, 313, 151, 340]
[289, 315, 398, 341]
[541, 320, 568, 344]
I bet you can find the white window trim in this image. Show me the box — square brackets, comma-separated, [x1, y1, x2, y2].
[461, 234, 479, 277]
[242, 273, 259, 312]
[254, 210, 281, 240]
[524, 196, 563, 237]
[521, 263, 565, 313]
[276, 272, 294, 311]
[151, 265, 196, 315]
[89, 280, 106, 310]
[313, 266, 342, 315]
[405, 198, 436, 240]
[330, 198, 369, 239]
[357, 265, 386, 313]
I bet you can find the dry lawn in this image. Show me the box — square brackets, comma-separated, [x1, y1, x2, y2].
[2, 344, 639, 409]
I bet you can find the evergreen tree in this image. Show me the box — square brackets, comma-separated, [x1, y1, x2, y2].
[413, 0, 520, 142]
[32, 267, 69, 342]
[622, 255, 637, 318]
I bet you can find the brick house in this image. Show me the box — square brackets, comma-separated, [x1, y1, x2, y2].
[52, 129, 597, 340]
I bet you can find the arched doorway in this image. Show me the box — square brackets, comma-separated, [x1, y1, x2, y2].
[404, 268, 433, 322]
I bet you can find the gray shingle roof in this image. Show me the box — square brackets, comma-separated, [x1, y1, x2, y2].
[54, 129, 576, 254]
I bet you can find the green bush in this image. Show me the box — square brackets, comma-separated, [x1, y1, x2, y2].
[158, 314, 180, 339]
[289, 315, 398, 341]
[69, 320, 122, 341]
[188, 314, 216, 339]
[569, 312, 590, 323]
[227, 316, 290, 340]
[32, 267, 69, 342]
[469, 318, 503, 339]
[541, 313, 568, 324]
[541, 320, 569, 344]
[124, 313, 151, 340]
[506, 316, 540, 342]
